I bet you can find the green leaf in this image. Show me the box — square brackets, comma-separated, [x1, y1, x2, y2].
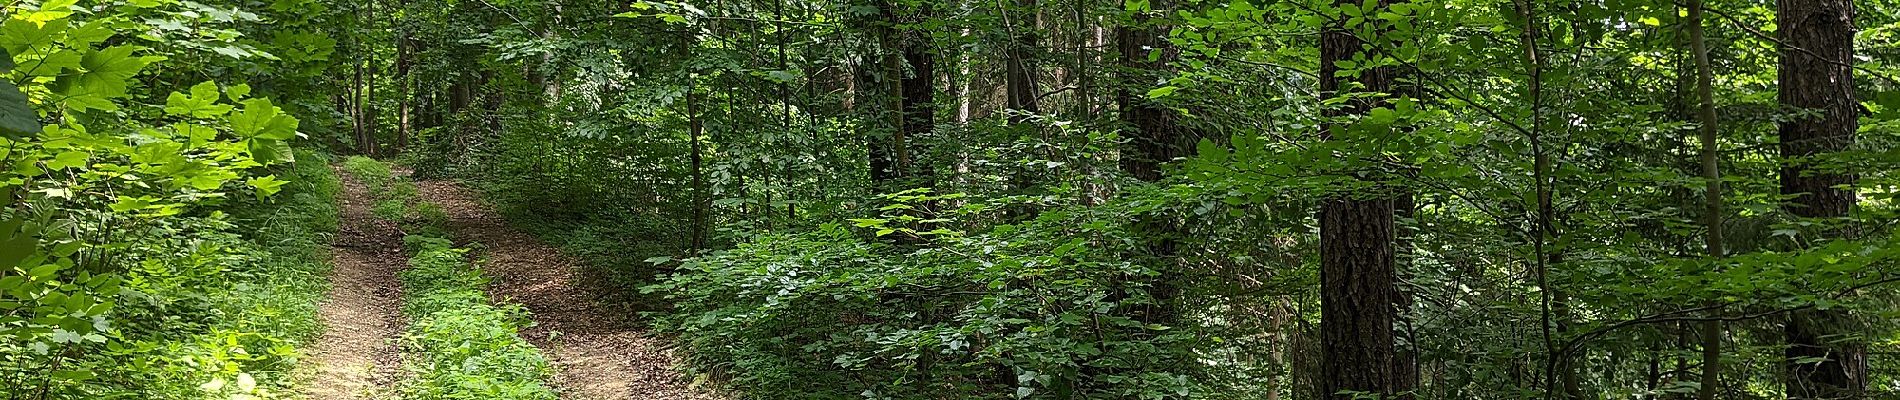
[231, 98, 299, 140]
[109, 196, 158, 213]
[247, 138, 293, 164]
[46, 151, 87, 170]
[247, 175, 286, 198]
[226, 83, 251, 100]
[164, 81, 234, 117]
[0, 80, 40, 139]
[1146, 85, 1179, 99]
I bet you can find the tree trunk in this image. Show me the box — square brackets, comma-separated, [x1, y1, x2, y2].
[1114, 0, 1190, 182]
[685, 33, 708, 252]
[396, 32, 412, 152]
[1778, 0, 1864, 398]
[1685, 1, 1726, 398]
[899, 23, 934, 183]
[1004, 0, 1041, 219]
[1317, 0, 1409, 398]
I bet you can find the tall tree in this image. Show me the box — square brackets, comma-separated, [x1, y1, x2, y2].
[1684, 0, 1725, 398]
[1778, 0, 1865, 397]
[1003, 0, 1041, 218]
[1115, 0, 1194, 329]
[1115, 0, 1191, 182]
[1316, 0, 1409, 397]
[897, 2, 935, 184]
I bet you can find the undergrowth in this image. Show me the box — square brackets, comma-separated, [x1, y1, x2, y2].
[1, 150, 343, 399]
[397, 237, 556, 400]
[345, 156, 445, 236]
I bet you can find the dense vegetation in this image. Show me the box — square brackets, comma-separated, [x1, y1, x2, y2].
[2, 0, 1898, 399]
[0, 0, 355, 397]
[358, 0, 1900, 399]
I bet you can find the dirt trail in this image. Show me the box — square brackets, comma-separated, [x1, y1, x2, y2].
[416, 180, 716, 400]
[303, 167, 408, 399]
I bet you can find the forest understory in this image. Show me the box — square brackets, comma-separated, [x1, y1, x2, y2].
[1, 0, 1899, 399]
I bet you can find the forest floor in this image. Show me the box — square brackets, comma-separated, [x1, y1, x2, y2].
[302, 168, 714, 399]
[303, 166, 409, 400]
[413, 179, 716, 400]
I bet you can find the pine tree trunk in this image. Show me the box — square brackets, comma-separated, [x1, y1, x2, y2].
[1317, 0, 1409, 398]
[1778, 0, 1864, 397]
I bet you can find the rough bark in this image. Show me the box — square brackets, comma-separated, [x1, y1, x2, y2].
[1317, 0, 1409, 398]
[1778, 0, 1865, 397]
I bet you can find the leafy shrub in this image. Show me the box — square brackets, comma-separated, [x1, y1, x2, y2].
[654, 199, 1202, 400]
[375, 198, 410, 221]
[1, 149, 342, 399]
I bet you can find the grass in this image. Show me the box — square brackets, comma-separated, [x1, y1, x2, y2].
[343, 156, 557, 400]
[397, 239, 557, 400]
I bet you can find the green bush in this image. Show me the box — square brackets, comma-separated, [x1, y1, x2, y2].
[654, 202, 1201, 400]
[1, 149, 344, 399]
[343, 155, 397, 190]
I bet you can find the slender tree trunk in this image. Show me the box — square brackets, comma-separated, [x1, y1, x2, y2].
[1685, 1, 1725, 399]
[1778, 0, 1864, 397]
[1317, 0, 1409, 398]
[685, 34, 708, 252]
[396, 32, 412, 152]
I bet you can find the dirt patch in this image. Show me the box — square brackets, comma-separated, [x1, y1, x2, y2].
[301, 167, 409, 400]
[416, 180, 717, 400]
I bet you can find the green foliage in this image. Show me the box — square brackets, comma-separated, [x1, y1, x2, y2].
[365, 0, 1900, 398]
[656, 193, 1205, 399]
[2, 148, 340, 399]
[343, 155, 396, 188]
[0, 0, 344, 396]
[398, 237, 556, 400]
[345, 156, 445, 237]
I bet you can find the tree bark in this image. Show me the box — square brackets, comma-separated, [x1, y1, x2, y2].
[1317, 0, 1409, 398]
[1004, 0, 1041, 219]
[685, 32, 708, 252]
[1778, 0, 1865, 397]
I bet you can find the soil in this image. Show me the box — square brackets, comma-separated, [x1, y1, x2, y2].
[415, 179, 717, 400]
[301, 167, 409, 400]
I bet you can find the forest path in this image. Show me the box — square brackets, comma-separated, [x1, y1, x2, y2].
[302, 166, 409, 400]
[415, 179, 716, 400]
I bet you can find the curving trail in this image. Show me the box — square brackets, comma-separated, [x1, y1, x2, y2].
[416, 179, 716, 400]
[302, 167, 408, 400]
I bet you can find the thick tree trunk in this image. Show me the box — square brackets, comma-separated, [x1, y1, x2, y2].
[1778, 0, 1864, 398]
[1113, 0, 1192, 329]
[899, 30, 934, 182]
[1317, 0, 1409, 398]
[1114, 0, 1191, 181]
